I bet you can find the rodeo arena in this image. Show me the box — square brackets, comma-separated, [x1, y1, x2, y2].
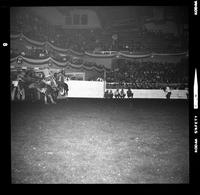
[11, 7, 189, 184]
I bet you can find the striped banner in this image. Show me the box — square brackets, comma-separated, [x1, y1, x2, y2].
[10, 55, 108, 72]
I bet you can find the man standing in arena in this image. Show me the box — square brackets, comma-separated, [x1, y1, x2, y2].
[11, 77, 18, 101]
[165, 86, 172, 99]
[43, 67, 58, 88]
[120, 88, 126, 99]
[108, 90, 113, 99]
[104, 90, 109, 98]
[11, 71, 26, 101]
[186, 87, 189, 99]
[127, 88, 133, 98]
[114, 89, 120, 98]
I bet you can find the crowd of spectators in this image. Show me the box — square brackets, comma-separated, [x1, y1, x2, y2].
[106, 58, 188, 89]
[107, 27, 187, 53]
[10, 9, 108, 52]
[10, 9, 188, 90]
[11, 9, 187, 54]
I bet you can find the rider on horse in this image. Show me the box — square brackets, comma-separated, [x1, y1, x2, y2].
[55, 69, 69, 98]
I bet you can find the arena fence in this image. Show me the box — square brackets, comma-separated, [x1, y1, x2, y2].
[106, 89, 188, 99]
[66, 81, 188, 99]
[66, 80, 105, 98]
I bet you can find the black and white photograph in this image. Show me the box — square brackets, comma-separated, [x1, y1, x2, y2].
[1, 1, 198, 184]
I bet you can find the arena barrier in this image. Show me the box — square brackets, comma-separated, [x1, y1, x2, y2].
[107, 89, 188, 99]
[66, 80, 105, 98]
[66, 81, 187, 99]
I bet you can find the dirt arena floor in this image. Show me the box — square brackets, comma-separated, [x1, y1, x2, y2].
[11, 99, 189, 184]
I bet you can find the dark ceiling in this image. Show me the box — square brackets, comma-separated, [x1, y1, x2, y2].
[56, 6, 188, 25]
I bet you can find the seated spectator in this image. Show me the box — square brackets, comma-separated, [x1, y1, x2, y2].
[127, 88, 133, 98]
[108, 90, 113, 99]
[120, 89, 126, 98]
[114, 89, 120, 98]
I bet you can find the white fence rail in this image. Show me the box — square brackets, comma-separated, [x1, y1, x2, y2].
[107, 89, 188, 99]
[66, 81, 188, 99]
[66, 80, 105, 98]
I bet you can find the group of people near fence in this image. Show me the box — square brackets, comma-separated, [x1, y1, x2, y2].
[11, 68, 69, 104]
[104, 86, 183, 100]
[11, 67, 187, 102]
[104, 88, 134, 99]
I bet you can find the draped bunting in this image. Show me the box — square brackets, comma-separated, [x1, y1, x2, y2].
[11, 33, 83, 56]
[22, 34, 44, 46]
[118, 52, 151, 58]
[46, 41, 70, 53]
[151, 52, 187, 56]
[84, 51, 117, 58]
[11, 33, 187, 59]
[69, 49, 84, 56]
[10, 55, 109, 73]
[10, 34, 20, 39]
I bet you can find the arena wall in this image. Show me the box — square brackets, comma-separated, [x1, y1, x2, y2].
[66, 81, 187, 99]
[107, 89, 188, 99]
[67, 80, 105, 98]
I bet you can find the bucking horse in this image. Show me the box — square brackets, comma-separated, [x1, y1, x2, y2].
[28, 80, 56, 104]
[27, 74, 68, 104]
